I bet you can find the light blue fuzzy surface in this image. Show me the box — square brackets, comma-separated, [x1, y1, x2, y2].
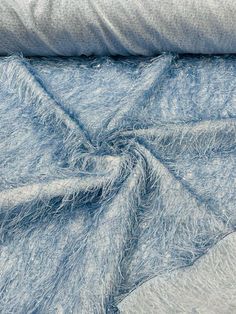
[0, 54, 236, 313]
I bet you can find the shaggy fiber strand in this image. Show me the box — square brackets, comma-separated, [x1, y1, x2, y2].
[0, 54, 236, 313]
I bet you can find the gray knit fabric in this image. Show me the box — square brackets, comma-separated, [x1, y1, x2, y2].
[0, 0, 235, 56]
[118, 233, 236, 314]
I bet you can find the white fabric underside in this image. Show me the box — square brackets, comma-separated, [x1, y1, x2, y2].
[118, 232, 236, 314]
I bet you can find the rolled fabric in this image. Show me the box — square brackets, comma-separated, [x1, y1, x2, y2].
[0, 0, 235, 56]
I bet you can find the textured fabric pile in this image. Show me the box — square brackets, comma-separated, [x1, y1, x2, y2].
[1, 54, 236, 313]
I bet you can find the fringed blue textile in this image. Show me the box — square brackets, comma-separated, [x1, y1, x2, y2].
[0, 54, 236, 313]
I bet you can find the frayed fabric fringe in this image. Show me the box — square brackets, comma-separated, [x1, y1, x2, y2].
[0, 54, 236, 313]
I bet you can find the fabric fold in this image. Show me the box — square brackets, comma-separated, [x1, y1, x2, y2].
[0, 1, 236, 56]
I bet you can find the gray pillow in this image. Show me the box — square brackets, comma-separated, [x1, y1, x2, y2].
[0, 0, 235, 56]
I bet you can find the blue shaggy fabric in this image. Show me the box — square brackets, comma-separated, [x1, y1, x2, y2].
[0, 54, 236, 313]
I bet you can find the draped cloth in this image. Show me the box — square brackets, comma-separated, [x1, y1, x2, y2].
[0, 54, 236, 312]
[0, 0, 236, 56]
